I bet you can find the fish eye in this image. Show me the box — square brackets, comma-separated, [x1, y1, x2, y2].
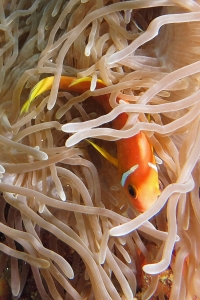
[128, 184, 137, 199]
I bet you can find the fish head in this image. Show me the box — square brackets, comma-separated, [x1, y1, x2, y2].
[122, 164, 160, 213]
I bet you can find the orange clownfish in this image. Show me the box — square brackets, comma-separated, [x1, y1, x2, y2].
[21, 76, 160, 212]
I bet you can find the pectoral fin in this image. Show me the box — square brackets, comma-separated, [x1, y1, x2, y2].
[69, 77, 104, 88]
[86, 139, 118, 167]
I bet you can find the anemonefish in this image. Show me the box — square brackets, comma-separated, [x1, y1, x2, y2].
[21, 76, 160, 212]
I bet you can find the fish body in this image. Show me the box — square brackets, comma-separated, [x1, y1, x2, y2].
[21, 76, 160, 212]
[117, 133, 160, 212]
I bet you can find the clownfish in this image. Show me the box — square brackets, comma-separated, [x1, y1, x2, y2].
[21, 76, 160, 212]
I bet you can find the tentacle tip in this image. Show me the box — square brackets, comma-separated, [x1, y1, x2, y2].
[65, 139, 74, 148]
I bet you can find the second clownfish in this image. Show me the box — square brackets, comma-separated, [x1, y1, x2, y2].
[21, 76, 160, 212]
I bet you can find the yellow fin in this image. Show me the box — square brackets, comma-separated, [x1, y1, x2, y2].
[69, 77, 104, 87]
[20, 77, 54, 114]
[147, 114, 151, 122]
[86, 139, 118, 167]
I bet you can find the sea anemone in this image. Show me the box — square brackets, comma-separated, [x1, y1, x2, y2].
[0, 0, 199, 299]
